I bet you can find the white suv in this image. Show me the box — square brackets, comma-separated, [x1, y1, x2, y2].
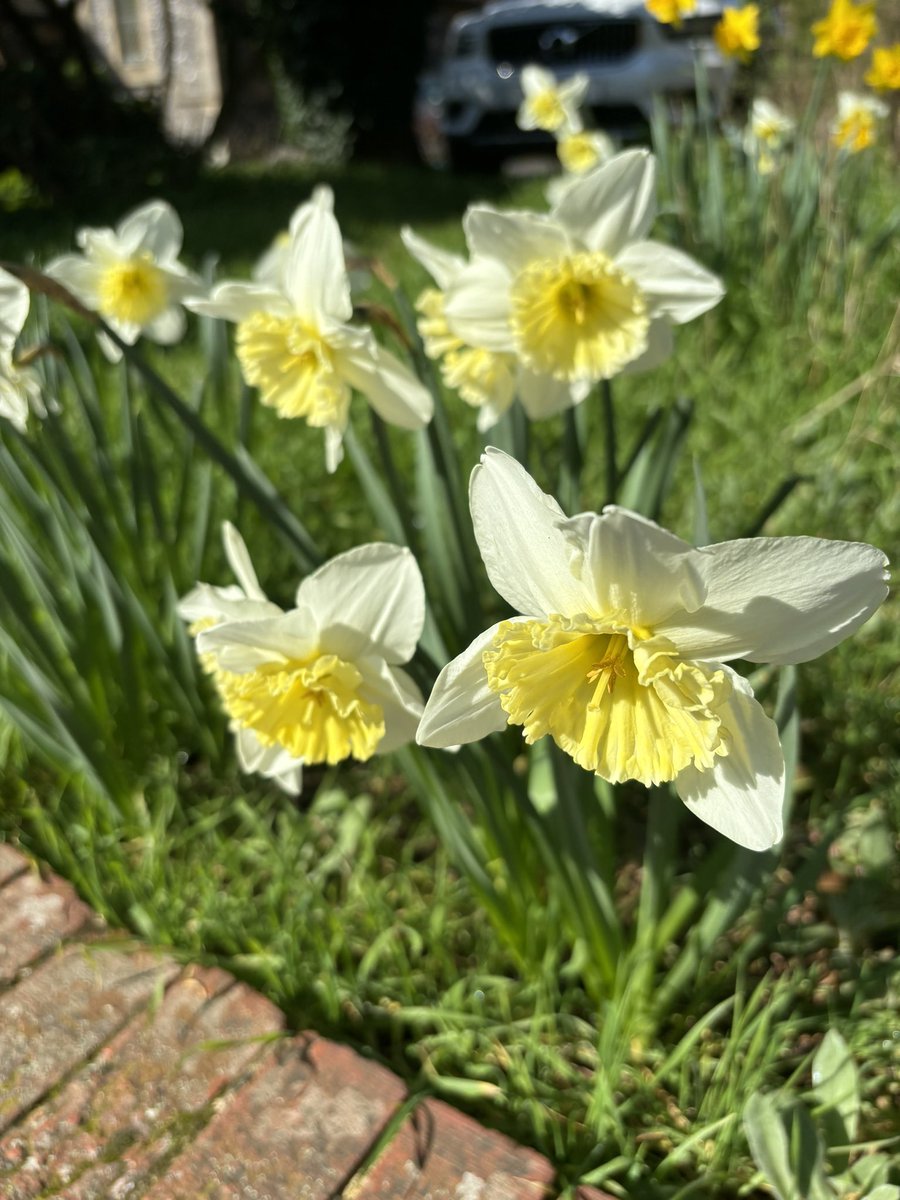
[415, 0, 736, 169]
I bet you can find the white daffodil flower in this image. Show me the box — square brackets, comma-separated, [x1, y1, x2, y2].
[401, 226, 518, 431]
[516, 65, 589, 134]
[183, 526, 426, 795]
[441, 150, 724, 413]
[743, 99, 795, 174]
[830, 91, 889, 154]
[557, 129, 615, 176]
[178, 522, 297, 792]
[417, 450, 889, 851]
[0, 267, 43, 432]
[253, 197, 372, 297]
[189, 186, 432, 472]
[46, 200, 200, 362]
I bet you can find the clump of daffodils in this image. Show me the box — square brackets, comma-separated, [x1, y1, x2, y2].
[418, 451, 888, 851]
[190, 186, 431, 472]
[743, 99, 795, 175]
[0, 267, 43, 432]
[428, 150, 723, 416]
[179, 524, 426, 794]
[830, 91, 889, 152]
[811, 0, 877, 60]
[714, 4, 761, 62]
[46, 200, 201, 362]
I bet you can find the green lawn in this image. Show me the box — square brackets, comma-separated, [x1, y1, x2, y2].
[1, 149, 897, 1197]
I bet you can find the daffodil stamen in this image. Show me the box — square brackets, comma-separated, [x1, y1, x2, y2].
[216, 652, 385, 766]
[236, 311, 349, 425]
[510, 252, 649, 381]
[97, 254, 168, 326]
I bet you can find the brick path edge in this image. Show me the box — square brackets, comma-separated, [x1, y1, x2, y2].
[0, 843, 615, 1200]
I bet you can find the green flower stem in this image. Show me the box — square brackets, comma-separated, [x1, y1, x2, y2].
[602, 378, 617, 506]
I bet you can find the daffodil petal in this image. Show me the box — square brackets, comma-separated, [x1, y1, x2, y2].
[443, 258, 515, 351]
[197, 609, 318, 670]
[675, 670, 784, 850]
[417, 623, 512, 748]
[235, 727, 303, 794]
[222, 521, 267, 601]
[659, 537, 889, 665]
[563, 507, 707, 626]
[117, 200, 183, 261]
[517, 369, 578, 420]
[144, 306, 186, 344]
[360, 659, 424, 752]
[615, 240, 725, 323]
[177, 582, 279, 624]
[470, 448, 595, 617]
[297, 543, 425, 665]
[0, 269, 29, 354]
[45, 255, 103, 306]
[463, 208, 571, 272]
[621, 318, 674, 374]
[552, 149, 657, 257]
[187, 282, 290, 322]
[336, 338, 433, 429]
[401, 226, 465, 289]
[284, 198, 352, 323]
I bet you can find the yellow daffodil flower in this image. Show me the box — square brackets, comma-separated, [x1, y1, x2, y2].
[831, 90, 889, 151]
[516, 65, 589, 133]
[646, 0, 697, 27]
[714, 5, 761, 61]
[189, 187, 432, 472]
[865, 43, 900, 90]
[811, 0, 877, 60]
[418, 451, 888, 850]
[46, 200, 200, 362]
[439, 151, 723, 414]
[557, 129, 614, 175]
[180, 524, 425, 793]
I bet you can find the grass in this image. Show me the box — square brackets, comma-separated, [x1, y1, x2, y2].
[0, 147, 897, 1196]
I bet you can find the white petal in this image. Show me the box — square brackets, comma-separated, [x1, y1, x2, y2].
[76, 228, 121, 263]
[336, 336, 432, 429]
[360, 660, 424, 753]
[659, 537, 889, 665]
[469, 448, 594, 617]
[144, 305, 186, 344]
[416, 623, 510, 748]
[197, 608, 318, 670]
[443, 258, 515, 352]
[0, 372, 31, 431]
[96, 330, 124, 362]
[621, 318, 674, 374]
[177, 582, 280, 624]
[463, 207, 570, 271]
[296, 543, 425, 665]
[521, 64, 556, 97]
[287, 184, 334, 235]
[675, 670, 785, 851]
[324, 424, 345, 474]
[616, 241, 724, 323]
[45, 254, 102, 307]
[222, 521, 267, 601]
[0, 268, 29, 352]
[284, 200, 352, 323]
[117, 199, 183, 261]
[186, 281, 291, 322]
[235, 728, 303, 794]
[401, 226, 465, 289]
[517, 369, 578, 420]
[563, 507, 707, 627]
[552, 149, 657, 256]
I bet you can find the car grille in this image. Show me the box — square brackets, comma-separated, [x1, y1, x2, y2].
[489, 20, 640, 66]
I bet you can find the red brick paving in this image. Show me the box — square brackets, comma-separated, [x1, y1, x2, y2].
[0, 843, 608, 1200]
